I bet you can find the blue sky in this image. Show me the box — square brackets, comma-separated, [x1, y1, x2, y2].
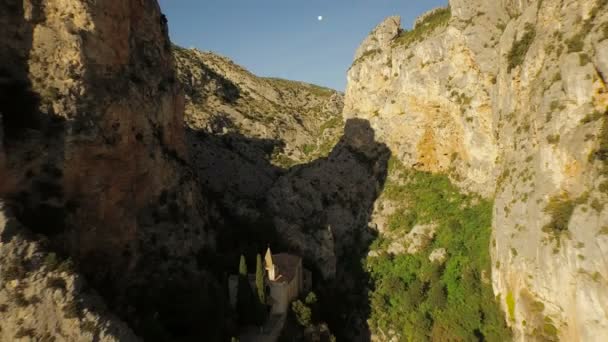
[158, 0, 447, 91]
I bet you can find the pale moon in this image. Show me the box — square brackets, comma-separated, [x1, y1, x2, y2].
[318, 16, 323, 21]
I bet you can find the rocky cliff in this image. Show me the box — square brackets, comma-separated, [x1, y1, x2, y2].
[0, 0, 220, 340]
[345, 0, 608, 340]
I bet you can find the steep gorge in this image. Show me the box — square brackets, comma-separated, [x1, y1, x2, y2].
[0, 0, 607, 341]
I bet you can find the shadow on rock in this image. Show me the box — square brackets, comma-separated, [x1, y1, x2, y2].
[267, 118, 390, 341]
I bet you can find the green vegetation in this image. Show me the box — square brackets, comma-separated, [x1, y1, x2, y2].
[366, 157, 511, 341]
[239, 255, 247, 276]
[507, 23, 536, 72]
[302, 144, 315, 155]
[506, 292, 516, 321]
[581, 110, 604, 124]
[541, 193, 586, 245]
[587, 108, 608, 194]
[393, 7, 451, 49]
[291, 292, 319, 328]
[351, 48, 381, 67]
[579, 53, 591, 66]
[271, 116, 343, 168]
[566, 0, 608, 53]
[546, 134, 560, 144]
[566, 33, 585, 53]
[292, 300, 312, 327]
[264, 78, 335, 98]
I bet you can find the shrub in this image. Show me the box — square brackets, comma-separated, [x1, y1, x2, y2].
[305, 292, 317, 306]
[43, 253, 59, 270]
[542, 194, 575, 234]
[546, 134, 560, 144]
[292, 300, 312, 327]
[580, 110, 603, 124]
[393, 7, 451, 49]
[351, 49, 381, 67]
[302, 144, 315, 155]
[508, 24, 536, 72]
[566, 33, 585, 53]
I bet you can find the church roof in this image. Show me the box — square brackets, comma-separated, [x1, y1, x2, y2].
[265, 247, 274, 267]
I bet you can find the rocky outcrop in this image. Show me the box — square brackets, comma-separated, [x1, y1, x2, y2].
[0, 204, 138, 341]
[345, 0, 608, 340]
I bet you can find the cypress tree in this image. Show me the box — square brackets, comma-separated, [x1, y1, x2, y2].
[255, 254, 265, 305]
[239, 255, 247, 276]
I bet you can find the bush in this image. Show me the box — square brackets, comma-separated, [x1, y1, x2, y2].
[546, 134, 560, 144]
[305, 292, 317, 306]
[508, 24, 536, 72]
[580, 110, 603, 124]
[566, 33, 585, 53]
[292, 300, 312, 328]
[542, 194, 575, 235]
[579, 53, 591, 66]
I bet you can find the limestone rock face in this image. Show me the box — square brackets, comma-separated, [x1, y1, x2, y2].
[345, 0, 608, 340]
[0, 0, 216, 339]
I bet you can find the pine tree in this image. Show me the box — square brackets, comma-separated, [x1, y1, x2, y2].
[239, 255, 247, 276]
[255, 254, 265, 305]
